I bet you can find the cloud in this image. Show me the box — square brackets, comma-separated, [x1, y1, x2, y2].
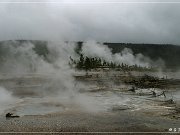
[0, 0, 180, 44]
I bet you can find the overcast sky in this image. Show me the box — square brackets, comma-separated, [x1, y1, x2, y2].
[0, 0, 180, 44]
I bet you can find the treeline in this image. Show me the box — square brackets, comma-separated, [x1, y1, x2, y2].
[69, 54, 155, 71]
[75, 42, 180, 70]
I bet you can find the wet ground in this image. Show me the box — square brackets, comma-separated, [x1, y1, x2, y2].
[0, 72, 180, 134]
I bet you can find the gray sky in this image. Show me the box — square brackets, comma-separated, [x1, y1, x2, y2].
[0, 0, 180, 44]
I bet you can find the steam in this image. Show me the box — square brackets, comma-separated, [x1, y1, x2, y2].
[82, 41, 155, 67]
[0, 86, 20, 114]
[0, 41, 76, 75]
[0, 40, 169, 115]
[0, 40, 103, 114]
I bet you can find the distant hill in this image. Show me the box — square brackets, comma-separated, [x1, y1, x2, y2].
[0, 40, 180, 70]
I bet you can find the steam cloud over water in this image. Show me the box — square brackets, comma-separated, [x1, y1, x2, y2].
[0, 40, 159, 114]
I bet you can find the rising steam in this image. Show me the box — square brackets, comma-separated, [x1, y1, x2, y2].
[0, 40, 165, 114]
[82, 41, 151, 67]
